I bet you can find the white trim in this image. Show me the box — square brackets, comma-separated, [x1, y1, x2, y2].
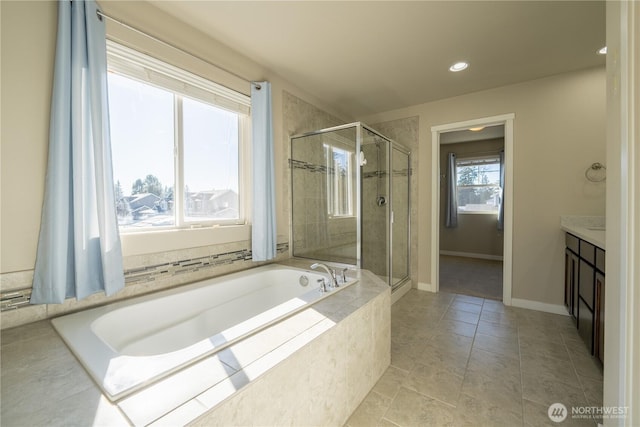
[511, 298, 569, 316]
[439, 250, 503, 261]
[416, 282, 435, 293]
[391, 281, 412, 304]
[431, 114, 515, 306]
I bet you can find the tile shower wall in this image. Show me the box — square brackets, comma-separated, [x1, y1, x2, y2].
[284, 91, 352, 259]
[369, 117, 419, 284]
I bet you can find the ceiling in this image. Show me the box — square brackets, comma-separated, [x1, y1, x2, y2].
[150, 1, 606, 118]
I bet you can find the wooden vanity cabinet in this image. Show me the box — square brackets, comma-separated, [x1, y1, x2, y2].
[564, 232, 605, 363]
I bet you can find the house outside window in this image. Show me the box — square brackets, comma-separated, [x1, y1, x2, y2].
[324, 144, 354, 217]
[107, 41, 250, 231]
[456, 156, 501, 214]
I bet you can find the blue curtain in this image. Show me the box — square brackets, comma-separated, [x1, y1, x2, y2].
[497, 150, 505, 231]
[445, 152, 458, 228]
[31, 0, 124, 304]
[251, 82, 277, 261]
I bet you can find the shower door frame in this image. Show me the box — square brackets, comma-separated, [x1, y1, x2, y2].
[289, 122, 411, 288]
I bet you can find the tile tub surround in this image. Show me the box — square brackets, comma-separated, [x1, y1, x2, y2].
[0, 260, 390, 426]
[560, 215, 605, 249]
[0, 240, 289, 330]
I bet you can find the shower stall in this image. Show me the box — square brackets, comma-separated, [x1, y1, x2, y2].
[290, 122, 410, 289]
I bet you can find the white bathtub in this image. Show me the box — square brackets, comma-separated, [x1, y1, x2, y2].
[52, 263, 357, 401]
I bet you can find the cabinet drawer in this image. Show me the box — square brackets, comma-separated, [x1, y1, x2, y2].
[578, 297, 594, 354]
[580, 240, 596, 264]
[596, 248, 605, 273]
[579, 259, 594, 309]
[566, 233, 579, 254]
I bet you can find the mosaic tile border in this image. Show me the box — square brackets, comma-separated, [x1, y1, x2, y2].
[0, 242, 289, 312]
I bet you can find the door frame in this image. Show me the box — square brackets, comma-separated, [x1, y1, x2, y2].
[431, 113, 514, 304]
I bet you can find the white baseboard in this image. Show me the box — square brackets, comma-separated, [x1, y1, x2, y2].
[391, 280, 412, 304]
[416, 282, 435, 293]
[511, 298, 569, 316]
[440, 250, 503, 261]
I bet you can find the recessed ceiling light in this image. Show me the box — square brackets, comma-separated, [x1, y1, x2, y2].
[469, 126, 485, 132]
[597, 46, 607, 55]
[449, 62, 469, 72]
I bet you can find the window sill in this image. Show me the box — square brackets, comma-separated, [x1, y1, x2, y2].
[120, 224, 251, 257]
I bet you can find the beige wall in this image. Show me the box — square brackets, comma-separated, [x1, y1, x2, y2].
[362, 67, 606, 305]
[0, 1, 349, 274]
[440, 138, 504, 257]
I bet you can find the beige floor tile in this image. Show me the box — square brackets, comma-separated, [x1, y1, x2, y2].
[476, 319, 518, 339]
[479, 309, 518, 325]
[433, 318, 477, 338]
[345, 390, 392, 427]
[453, 294, 485, 306]
[460, 369, 522, 409]
[405, 362, 464, 406]
[444, 308, 480, 325]
[521, 370, 589, 409]
[519, 335, 572, 361]
[466, 347, 521, 380]
[579, 375, 603, 407]
[520, 353, 579, 386]
[390, 341, 426, 372]
[373, 366, 410, 399]
[569, 352, 603, 381]
[419, 343, 470, 378]
[450, 300, 483, 314]
[384, 387, 457, 427]
[472, 332, 520, 359]
[454, 392, 523, 427]
[350, 288, 603, 427]
[481, 299, 508, 313]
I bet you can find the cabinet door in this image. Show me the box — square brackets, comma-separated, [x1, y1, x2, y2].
[578, 297, 594, 354]
[595, 272, 605, 363]
[579, 259, 595, 310]
[564, 249, 572, 312]
[571, 253, 579, 318]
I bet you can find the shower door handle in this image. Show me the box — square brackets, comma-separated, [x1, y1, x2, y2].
[391, 210, 394, 224]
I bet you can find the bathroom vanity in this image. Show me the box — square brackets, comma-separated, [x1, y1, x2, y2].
[561, 216, 605, 364]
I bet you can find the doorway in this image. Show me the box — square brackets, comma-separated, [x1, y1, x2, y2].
[430, 114, 514, 305]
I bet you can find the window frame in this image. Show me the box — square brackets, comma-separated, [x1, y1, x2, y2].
[455, 155, 502, 215]
[323, 142, 356, 218]
[106, 41, 251, 233]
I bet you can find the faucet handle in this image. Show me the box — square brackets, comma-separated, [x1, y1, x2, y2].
[317, 278, 327, 293]
[341, 268, 348, 283]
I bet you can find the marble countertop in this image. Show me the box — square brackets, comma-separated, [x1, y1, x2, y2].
[560, 216, 606, 249]
[0, 259, 389, 426]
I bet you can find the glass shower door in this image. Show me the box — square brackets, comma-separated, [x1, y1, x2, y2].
[360, 127, 390, 284]
[391, 146, 410, 288]
[290, 126, 358, 265]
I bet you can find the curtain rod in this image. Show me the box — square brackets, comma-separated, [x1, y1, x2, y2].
[96, 9, 262, 90]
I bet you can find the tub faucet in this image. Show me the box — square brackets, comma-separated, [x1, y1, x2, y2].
[310, 263, 339, 288]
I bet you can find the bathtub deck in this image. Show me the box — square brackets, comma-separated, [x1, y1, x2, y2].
[0, 259, 390, 426]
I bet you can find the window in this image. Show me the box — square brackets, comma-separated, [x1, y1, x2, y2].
[107, 42, 250, 231]
[456, 156, 501, 213]
[324, 144, 354, 217]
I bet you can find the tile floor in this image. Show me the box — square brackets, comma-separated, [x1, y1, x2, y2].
[346, 290, 604, 427]
[440, 256, 503, 301]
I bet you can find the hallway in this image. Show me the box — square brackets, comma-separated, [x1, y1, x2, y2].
[346, 290, 603, 426]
